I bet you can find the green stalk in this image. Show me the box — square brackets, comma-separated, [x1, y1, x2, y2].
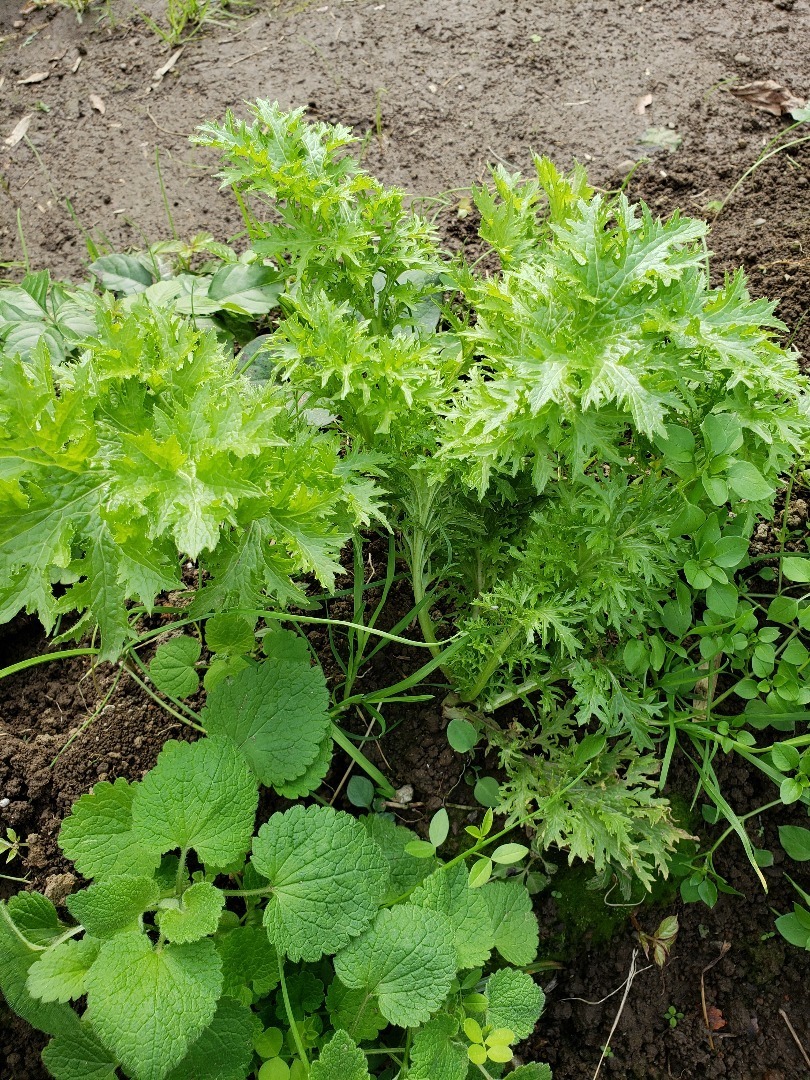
[0, 648, 101, 681]
[330, 724, 395, 799]
[279, 955, 310, 1069]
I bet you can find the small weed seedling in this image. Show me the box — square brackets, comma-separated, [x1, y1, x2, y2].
[663, 1005, 684, 1029]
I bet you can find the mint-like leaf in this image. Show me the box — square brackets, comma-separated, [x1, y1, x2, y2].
[333, 905, 456, 1027]
[482, 880, 539, 966]
[158, 882, 224, 944]
[310, 1029, 370, 1080]
[216, 925, 280, 999]
[132, 737, 258, 869]
[59, 778, 160, 881]
[66, 876, 159, 939]
[252, 804, 388, 962]
[202, 656, 330, 789]
[84, 931, 222, 1080]
[41, 1019, 118, 1080]
[485, 968, 545, 1041]
[149, 636, 201, 698]
[7, 891, 65, 945]
[274, 734, 333, 799]
[510, 1066, 553, 1080]
[325, 979, 386, 1042]
[361, 814, 436, 903]
[411, 862, 494, 968]
[165, 997, 260, 1080]
[26, 937, 100, 1003]
[409, 1014, 467, 1080]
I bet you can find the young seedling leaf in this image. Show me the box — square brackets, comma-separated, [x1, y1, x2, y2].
[59, 779, 160, 882]
[205, 614, 256, 656]
[202, 659, 330, 788]
[411, 862, 495, 968]
[779, 825, 810, 862]
[485, 967, 545, 1041]
[132, 737, 258, 869]
[428, 808, 450, 849]
[84, 931, 222, 1080]
[333, 905, 456, 1027]
[252, 804, 388, 961]
[158, 881, 225, 944]
[347, 775, 375, 808]
[310, 1029, 370, 1080]
[483, 880, 539, 966]
[149, 636, 201, 698]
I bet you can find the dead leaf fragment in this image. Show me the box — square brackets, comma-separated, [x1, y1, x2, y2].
[635, 92, 653, 114]
[4, 114, 33, 148]
[16, 71, 49, 85]
[730, 79, 806, 117]
[706, 1005, 727, 1032]
[89, 94, 105, 115]
[153, 47, 184, 82]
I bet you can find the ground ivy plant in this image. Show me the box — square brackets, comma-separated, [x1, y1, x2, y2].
[0, 736, 551, 1080]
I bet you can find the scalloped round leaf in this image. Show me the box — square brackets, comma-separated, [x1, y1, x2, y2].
[274, 735, 332, 800]
[165, 997, 261, 1080]
[7, 891, 65, 946]
[216, 925, 281, 999]
[333, 905, 456, 1028]
[485, 968, 545, 1041]
[411, 862, 494, 968]
[67, 876, 159, 939]
[26, 938, 100, 1004]
[205, 614, 257, 656]
[202, 658, 330, 788]
[482, 880, 539, 966]
[360, 814, 436, 904]
[325, 979, 387, 1042]
[409, 1014, 467, 1080]
[149, 636, 201, 698]
[253, 804, 388, 962]
[310, 1029, 370, 1080]
[158, 882, 225, 944]
[41, 1019, 118, 1080]
[59, 778, 160, 881]
[84, 932, 222, 1080]
[132, 736, 258, 869]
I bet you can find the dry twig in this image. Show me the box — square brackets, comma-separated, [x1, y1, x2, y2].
[779, 1008, 810, 1070]
[700, 941, 731, 1050]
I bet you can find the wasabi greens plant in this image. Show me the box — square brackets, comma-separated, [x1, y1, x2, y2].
[2, 101, 810, 897]
[0, 735, 550, 1080]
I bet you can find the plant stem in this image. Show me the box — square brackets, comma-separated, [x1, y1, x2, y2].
[278, 955, 310, 1068]
[0, 648, 101, 681]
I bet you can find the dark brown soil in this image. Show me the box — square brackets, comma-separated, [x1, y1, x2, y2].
[2, 0, 810, 1077]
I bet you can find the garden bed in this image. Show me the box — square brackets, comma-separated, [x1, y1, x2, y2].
[2, 1, 810, 1079]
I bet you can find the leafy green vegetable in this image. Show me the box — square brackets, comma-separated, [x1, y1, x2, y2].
[310, 1029, 370, 1080]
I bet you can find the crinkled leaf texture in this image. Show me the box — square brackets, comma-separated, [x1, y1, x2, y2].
[202, 656, 330, 789]
[41, 1019, 118, 1080]
[411, 862, 494, 968]
[361, 813, 436, 903]
[510, 1065, 553, 1080]
[133, 736, 258, 870]
[483, 879, 539, 966]
[216, 925, 280, 999]
[26, 937, 100, 1003]
[485, 968, 545, 1041]
[84, 931, 222, 1080]
[149, 636, 201, 698]
[158, 882, 225, 944]
[66, 875, 159, 939]
[165, 997, 260, 1080]
[252, 803, 388, 962]
[333, 905, 457, 1028]
[59, 778, 160, 881]
[325, 979, 386, 1042]
[409, 1014, 467, 1080]
[309, 1029, 370, 1080]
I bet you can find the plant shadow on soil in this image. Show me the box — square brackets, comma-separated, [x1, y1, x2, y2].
[2, 0, 810, 1077]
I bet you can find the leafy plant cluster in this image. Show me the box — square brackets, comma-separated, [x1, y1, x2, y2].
[1, 733, 550, 1080]
[1, 100, 810, 898]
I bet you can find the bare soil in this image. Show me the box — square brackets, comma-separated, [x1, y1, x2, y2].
[1, 0, 810, 1077]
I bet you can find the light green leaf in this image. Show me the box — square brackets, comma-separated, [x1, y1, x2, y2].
[509, 1065, 553, 1080]
[485, 968, 545, 1041]
[26, 937, 101, 1003]
[41, 1020, 118, 1080]
[203, 655, 251, 694]
[89, 254, 155, 294]
[6, 891, 65, 945]
[149, 636, 201, 698]
[325, 979, 387, 1042]
[333, 905, 456, 1027]
[490, 843, 529, 865]
[165, 997, 261, 1080]
[133, 736, 258, 869]
[360, 814, 436, 903]
[409, 1014, 467, 1080]
[779, 825, 810, 862]
[411, 862, 494, 968]
[252, 804, 388, 961]
[782, 556, 810, 583]
[205, 614, 256, 656]
[310, 1029, 370, 1080]
[482, 880, 539, 966]
[59, 779, 161, 881]
[202, 659, 330, 789]
[429, 809, 450, 848]
[727, 460, 774, 501]
[84, 931, 223, 1080]
[158, 882, 225, 944]
[273, 734, 333, 799]
[468, 857, 493, 888]
[67, 876, 159, 939]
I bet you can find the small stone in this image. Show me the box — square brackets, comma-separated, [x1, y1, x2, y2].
[134, 736, 144, 748]
[0, 797, 9, 808]
[428, 83, 437, 94]
[617, 159, 637, 174]
[44, 873, 76, 906]
[753, 217, 766, 226]
[734, 52, 751, 63]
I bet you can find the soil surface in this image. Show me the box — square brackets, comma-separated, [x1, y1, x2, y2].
[2, 0, 810, 1078]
